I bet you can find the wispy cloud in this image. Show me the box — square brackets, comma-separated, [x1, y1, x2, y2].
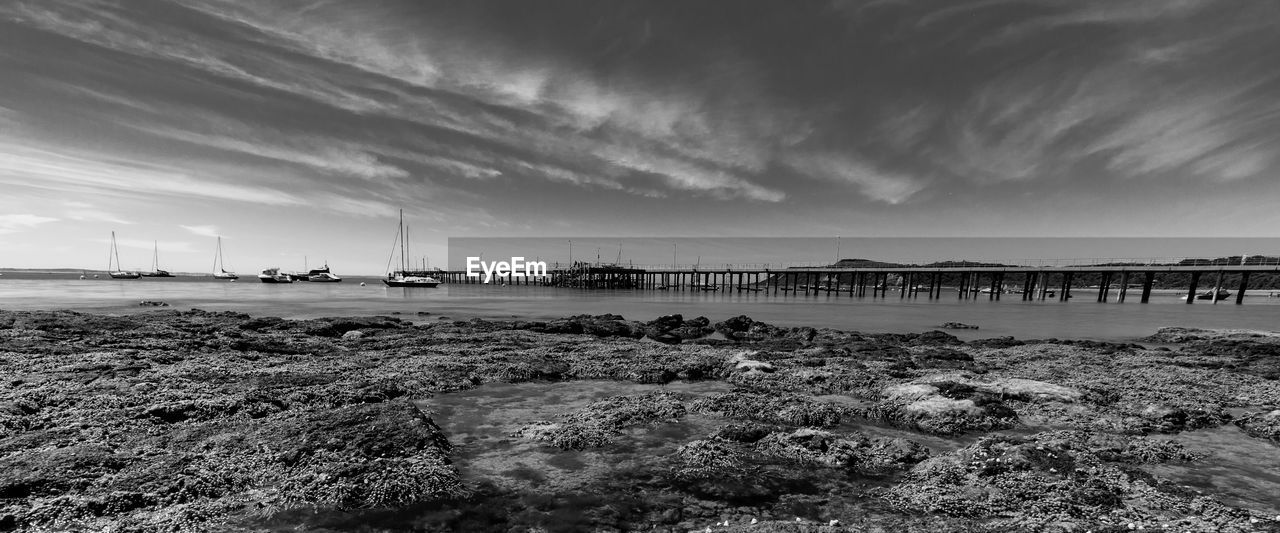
[784, 153, 924, 204]
[0, 214, 58, 235]
[180, 225, 221, 238]
[0, 143, 307, 207]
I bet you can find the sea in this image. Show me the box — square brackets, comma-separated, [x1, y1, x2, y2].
[3, 272, 1280, 341]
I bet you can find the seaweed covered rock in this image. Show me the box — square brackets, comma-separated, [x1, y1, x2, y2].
[873, 380, 1019, 435]
[884, 431, 1266, 531]
[515, 391, 686, 449]
[690, 391, 860, 427]
[752, 428, 929, 476]
[1233, 409, 1280, 444]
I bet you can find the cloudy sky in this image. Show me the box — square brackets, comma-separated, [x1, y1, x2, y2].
[1, 0, 1278, 274]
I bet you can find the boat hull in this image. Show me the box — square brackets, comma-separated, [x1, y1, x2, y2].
[109, 272, 141, 279]
[383, 279, 439, 288]
[258, 276, 292, 284]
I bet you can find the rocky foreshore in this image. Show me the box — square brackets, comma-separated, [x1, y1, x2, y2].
[1, 310, 1279, 532]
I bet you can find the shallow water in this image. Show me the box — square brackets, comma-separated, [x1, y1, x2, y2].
[419, 380, 735, 494]
[1149, 425, 1280, 513]
[5, 273, 1280, 341]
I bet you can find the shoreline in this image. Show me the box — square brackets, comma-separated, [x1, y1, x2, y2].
[2, 309, 1279, 532]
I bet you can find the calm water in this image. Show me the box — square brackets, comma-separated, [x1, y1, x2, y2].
[3, 273, 1280, 341]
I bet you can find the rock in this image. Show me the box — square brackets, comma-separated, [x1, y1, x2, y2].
[710, 422, 774, 443]
[691, 392, 858, 428]
[341, 330, 364, 340]
[884, 431, 1261, 531]
[515, 391, 686, 450]
[646, 314, 684, 333]
[875, 379, 1019, 435]
[714, 315, 755, 338]
[968, 336, 1024, 348]
[649, 332, 682, 345]
[727, 351, 775, 375]
[1234, 409, 1280, 443]
[914, 374, 1083, 403]
[683, 316, 711, 328]
[939, 322, 978, 330]
[138, 300, 169, 307]
[753, 428, 930, 475]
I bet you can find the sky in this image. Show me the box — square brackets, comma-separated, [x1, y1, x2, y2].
[1, 0, 1278, 274]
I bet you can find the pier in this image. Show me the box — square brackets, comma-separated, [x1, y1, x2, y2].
[429, 257, 1280, 305]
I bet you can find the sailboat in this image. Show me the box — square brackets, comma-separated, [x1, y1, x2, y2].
[383, 209, 440, 288]
[212, 237, 238, 280]
[107, 232, 140, 279]
[140, 241, 174, 277]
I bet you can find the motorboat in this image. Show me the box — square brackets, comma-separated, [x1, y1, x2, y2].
[301, 263, 341, 282]
[258, 267, 293, 283]
[1196, 289, 1231, 301]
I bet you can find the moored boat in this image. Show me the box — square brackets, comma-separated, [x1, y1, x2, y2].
[302, 263, 341, 282]
[212, 236, 238, 280]
[258, 268, 293, 283]
[141, 241, 174, 277]
[382, 210, 440, 288]
[308, 271, 342, 282]
[1196, 289, 1231, 301]
[107, 231, 141, 279]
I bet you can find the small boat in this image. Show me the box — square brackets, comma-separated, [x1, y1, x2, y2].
[107, 231, 140, 279]
[382, 210, 440, 288]
[141, 241, 174, 277]
[258, 267, 293, 283]
[1196, 289, 1231, 301]
[302, 263, 342, 282]
[212, 236, 238, 280]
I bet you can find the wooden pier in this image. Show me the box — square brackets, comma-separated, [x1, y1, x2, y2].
[428, 259, 1280, 305]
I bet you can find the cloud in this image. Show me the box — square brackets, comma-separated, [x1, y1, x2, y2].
[180, 225, 221, 238]
[597, 146, 785, 202]
[0, 143, 307, 207]
[784, 153, 924, 204]
[0, 214, 58, 235]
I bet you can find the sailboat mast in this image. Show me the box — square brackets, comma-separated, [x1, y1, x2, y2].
[109, 231, 116, 271]
[152, 241, 159, 271]
[399, 209, 406, 273]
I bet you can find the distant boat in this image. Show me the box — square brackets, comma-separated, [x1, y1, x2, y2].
[382, 210, 439, 288]
[141, 241, 174, 277]
[258, 267, 293, 283]
[308, 271, 342, 282]
[212, 236, 238, 280]
[1196, 289, 1231, 301]
[300, 262, 342, 282]
[107, 231, 140, 279]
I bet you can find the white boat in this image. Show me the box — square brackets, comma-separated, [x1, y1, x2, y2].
[382, 210, 439, 288]
[301, 262, 341, 282]
[212, 236, 238, 280]
[258, 267, 293, 283]
[107, 231, 140, 279]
